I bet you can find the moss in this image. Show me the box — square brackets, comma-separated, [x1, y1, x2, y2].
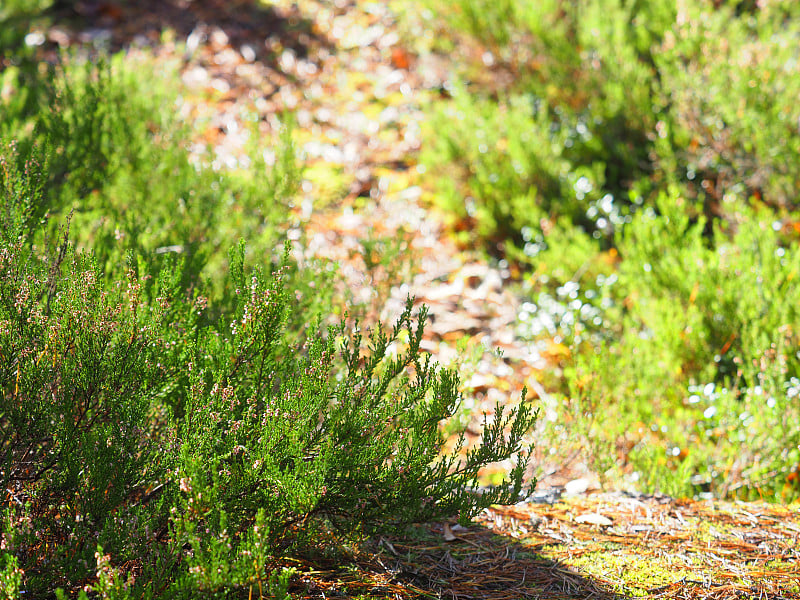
[688, 518, 736, 543]
[560, 551, 696, 596]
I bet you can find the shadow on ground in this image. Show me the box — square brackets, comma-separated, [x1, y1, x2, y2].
[301, 521, 626, 600]
[24, 0, 334, 72]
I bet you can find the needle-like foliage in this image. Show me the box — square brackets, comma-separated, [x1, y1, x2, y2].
[1, 149, 537, 598]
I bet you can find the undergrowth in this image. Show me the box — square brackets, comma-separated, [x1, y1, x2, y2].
[0, 22, 538, 599]
[412, 0, 800, 502]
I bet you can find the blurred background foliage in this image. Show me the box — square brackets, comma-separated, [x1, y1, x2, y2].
[408, 0, 800, 502]
[1, 0, 798, 514]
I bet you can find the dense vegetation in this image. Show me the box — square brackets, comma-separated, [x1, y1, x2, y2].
[3, 0, 800, 596]
[0, 4, 536, 597]
[412, 0, 800, 501]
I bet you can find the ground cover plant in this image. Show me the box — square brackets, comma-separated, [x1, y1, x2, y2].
[0, 11, 538, 597]
[413, 0, 800, 502]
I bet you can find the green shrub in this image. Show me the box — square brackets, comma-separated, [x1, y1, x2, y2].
[562, 190, 800, 500]
[0, 17, 541, 597]
[423, 88, 574, 241]
[415, 0, 800, 501]
[1, 50, 301, 291]
[654, 1, 800, 212]
[418, 0, 676, 257]
[419, 0, 800, 260]
[1, 132, 537, 598]
[1, 46, 331, 340]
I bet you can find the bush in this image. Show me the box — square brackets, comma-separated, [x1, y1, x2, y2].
[0, 46, 329, 334]
[654, 1, 800, 212]
[1, 49, 302, 292]
[1, 188, 536, 596]
[414, 0, 800, 501]
[0, 51, 538, 598]
[580, 190, 800, 500]
[419, 0, 800, 260]
[419, 0, 675, 256]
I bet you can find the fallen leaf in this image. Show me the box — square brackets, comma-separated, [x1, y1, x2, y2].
[391, 46, 411, 69]
[542, 340, 570, 361]
[99, 2, 123, 20]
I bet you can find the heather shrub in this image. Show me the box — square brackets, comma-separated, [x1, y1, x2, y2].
[419, 0, 674, 259]
[654, 1, 800, 212]
[1, 92, 537, 599]
[0, 18, 540, 594]
[543, 189, 800, 500]
[0, 44, 331, 344]
[1, 48, 302, 297]
[413, 0, 800, 501]
[423, 89, 578, 241]
[598, 191, 799, 499]
[1, 156, 174, 595]
[418, 0, 800, 263]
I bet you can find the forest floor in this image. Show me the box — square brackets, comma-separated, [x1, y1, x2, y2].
[36, 0, 800, 597]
